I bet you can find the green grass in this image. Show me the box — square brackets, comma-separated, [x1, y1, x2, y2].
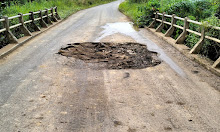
[118, 0, 192, 23]
[119, 1, 143, 23]
[1, 0, 115, 18]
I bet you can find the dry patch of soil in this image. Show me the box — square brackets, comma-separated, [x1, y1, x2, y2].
[58, 42, 161, 69]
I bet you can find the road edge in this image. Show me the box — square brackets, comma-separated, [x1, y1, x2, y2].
[145, 27, 220, 77]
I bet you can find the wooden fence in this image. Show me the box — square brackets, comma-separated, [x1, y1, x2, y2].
[149, 12, 220, 68]
[0, 6, 61, 44]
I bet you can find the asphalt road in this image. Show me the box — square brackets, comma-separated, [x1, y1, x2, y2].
[0, 0, 219, 131]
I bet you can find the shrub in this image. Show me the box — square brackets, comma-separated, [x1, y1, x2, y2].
[165, 1, 193, 18]
[202, 16, 220, 60]
[193, 0, 213, 21]
[136, 0, 160, 27]
[215, 4, 220, 18]
[186, 15, 220, 61]
[119, 1, 145, 25]
[128, 0, 149, 3]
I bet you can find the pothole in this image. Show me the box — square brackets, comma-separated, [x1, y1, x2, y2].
[58, 42, 161, 69]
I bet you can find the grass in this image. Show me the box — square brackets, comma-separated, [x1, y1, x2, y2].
[1, 0, 115, 18]
[119, 1, 143, 23]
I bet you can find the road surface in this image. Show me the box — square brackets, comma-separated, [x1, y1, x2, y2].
[0, 0, 219, 131]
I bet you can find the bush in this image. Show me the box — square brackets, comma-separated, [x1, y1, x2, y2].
[215, 4, 220, 18]
[164, 0, 219, 61]
[165, 1, 193, 18]
[186, 15, 220, 61]
[137, 0, 160, 27]
[202, 16, 220, 60]
[128, 0, 149, 3]
[193, 0, 213, 21]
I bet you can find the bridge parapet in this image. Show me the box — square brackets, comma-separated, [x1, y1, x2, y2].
[0, 7, 61, 44]
[149, 12, 220, 68]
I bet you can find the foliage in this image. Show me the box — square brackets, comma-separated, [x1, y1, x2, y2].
[201, 16, 219, 60]
[119, 1, 145, 25]
[215, 4, 220, 19]
[137, 0, 160, 27]
[1, 0, 115, 18]
[193, 0, 213, 21]
[165, 1, 193, 18]
[119, 0, 159, 27]
[128, 0, 149, 3]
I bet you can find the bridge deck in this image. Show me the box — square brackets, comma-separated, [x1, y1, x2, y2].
[0, 0, 219, 131]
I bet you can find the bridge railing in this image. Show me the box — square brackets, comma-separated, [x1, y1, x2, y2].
[149, 12, 220, 68]
[0, 6, 61, 44]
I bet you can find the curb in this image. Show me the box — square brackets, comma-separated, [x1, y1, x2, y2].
[145, 27, 220, 77]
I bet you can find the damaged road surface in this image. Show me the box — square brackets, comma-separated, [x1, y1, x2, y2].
[0, 0, 220, 132]
[58, 42, 161, 69]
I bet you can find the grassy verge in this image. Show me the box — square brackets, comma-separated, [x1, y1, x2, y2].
[1, 0, 115, 18]
[119, 1, 143, 23]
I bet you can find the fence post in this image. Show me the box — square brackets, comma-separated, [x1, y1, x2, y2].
[45, 9, 53, 24]
[18, 13, 32, 36]
[176, 17, 189, 44]
[29, 12, 41, 31]
[148, 11, 158, 28]
[165, 14, 176, 37]
[2, 16, 18, 43]
[190, 26, 205, 54]
[39, 10, 48, 28]
[212, 57, 220, 68]
[51, 8, 58, 22]
[55, 7, 61, 20]
[156, 12, 165, 32]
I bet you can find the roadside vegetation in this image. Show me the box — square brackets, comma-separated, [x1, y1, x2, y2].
[0, 0, 115, 18]
[119, 0, 220, 61]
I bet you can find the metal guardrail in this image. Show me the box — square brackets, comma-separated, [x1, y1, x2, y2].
[149, 12, 220, 68]
[0, 6, 61, 44]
